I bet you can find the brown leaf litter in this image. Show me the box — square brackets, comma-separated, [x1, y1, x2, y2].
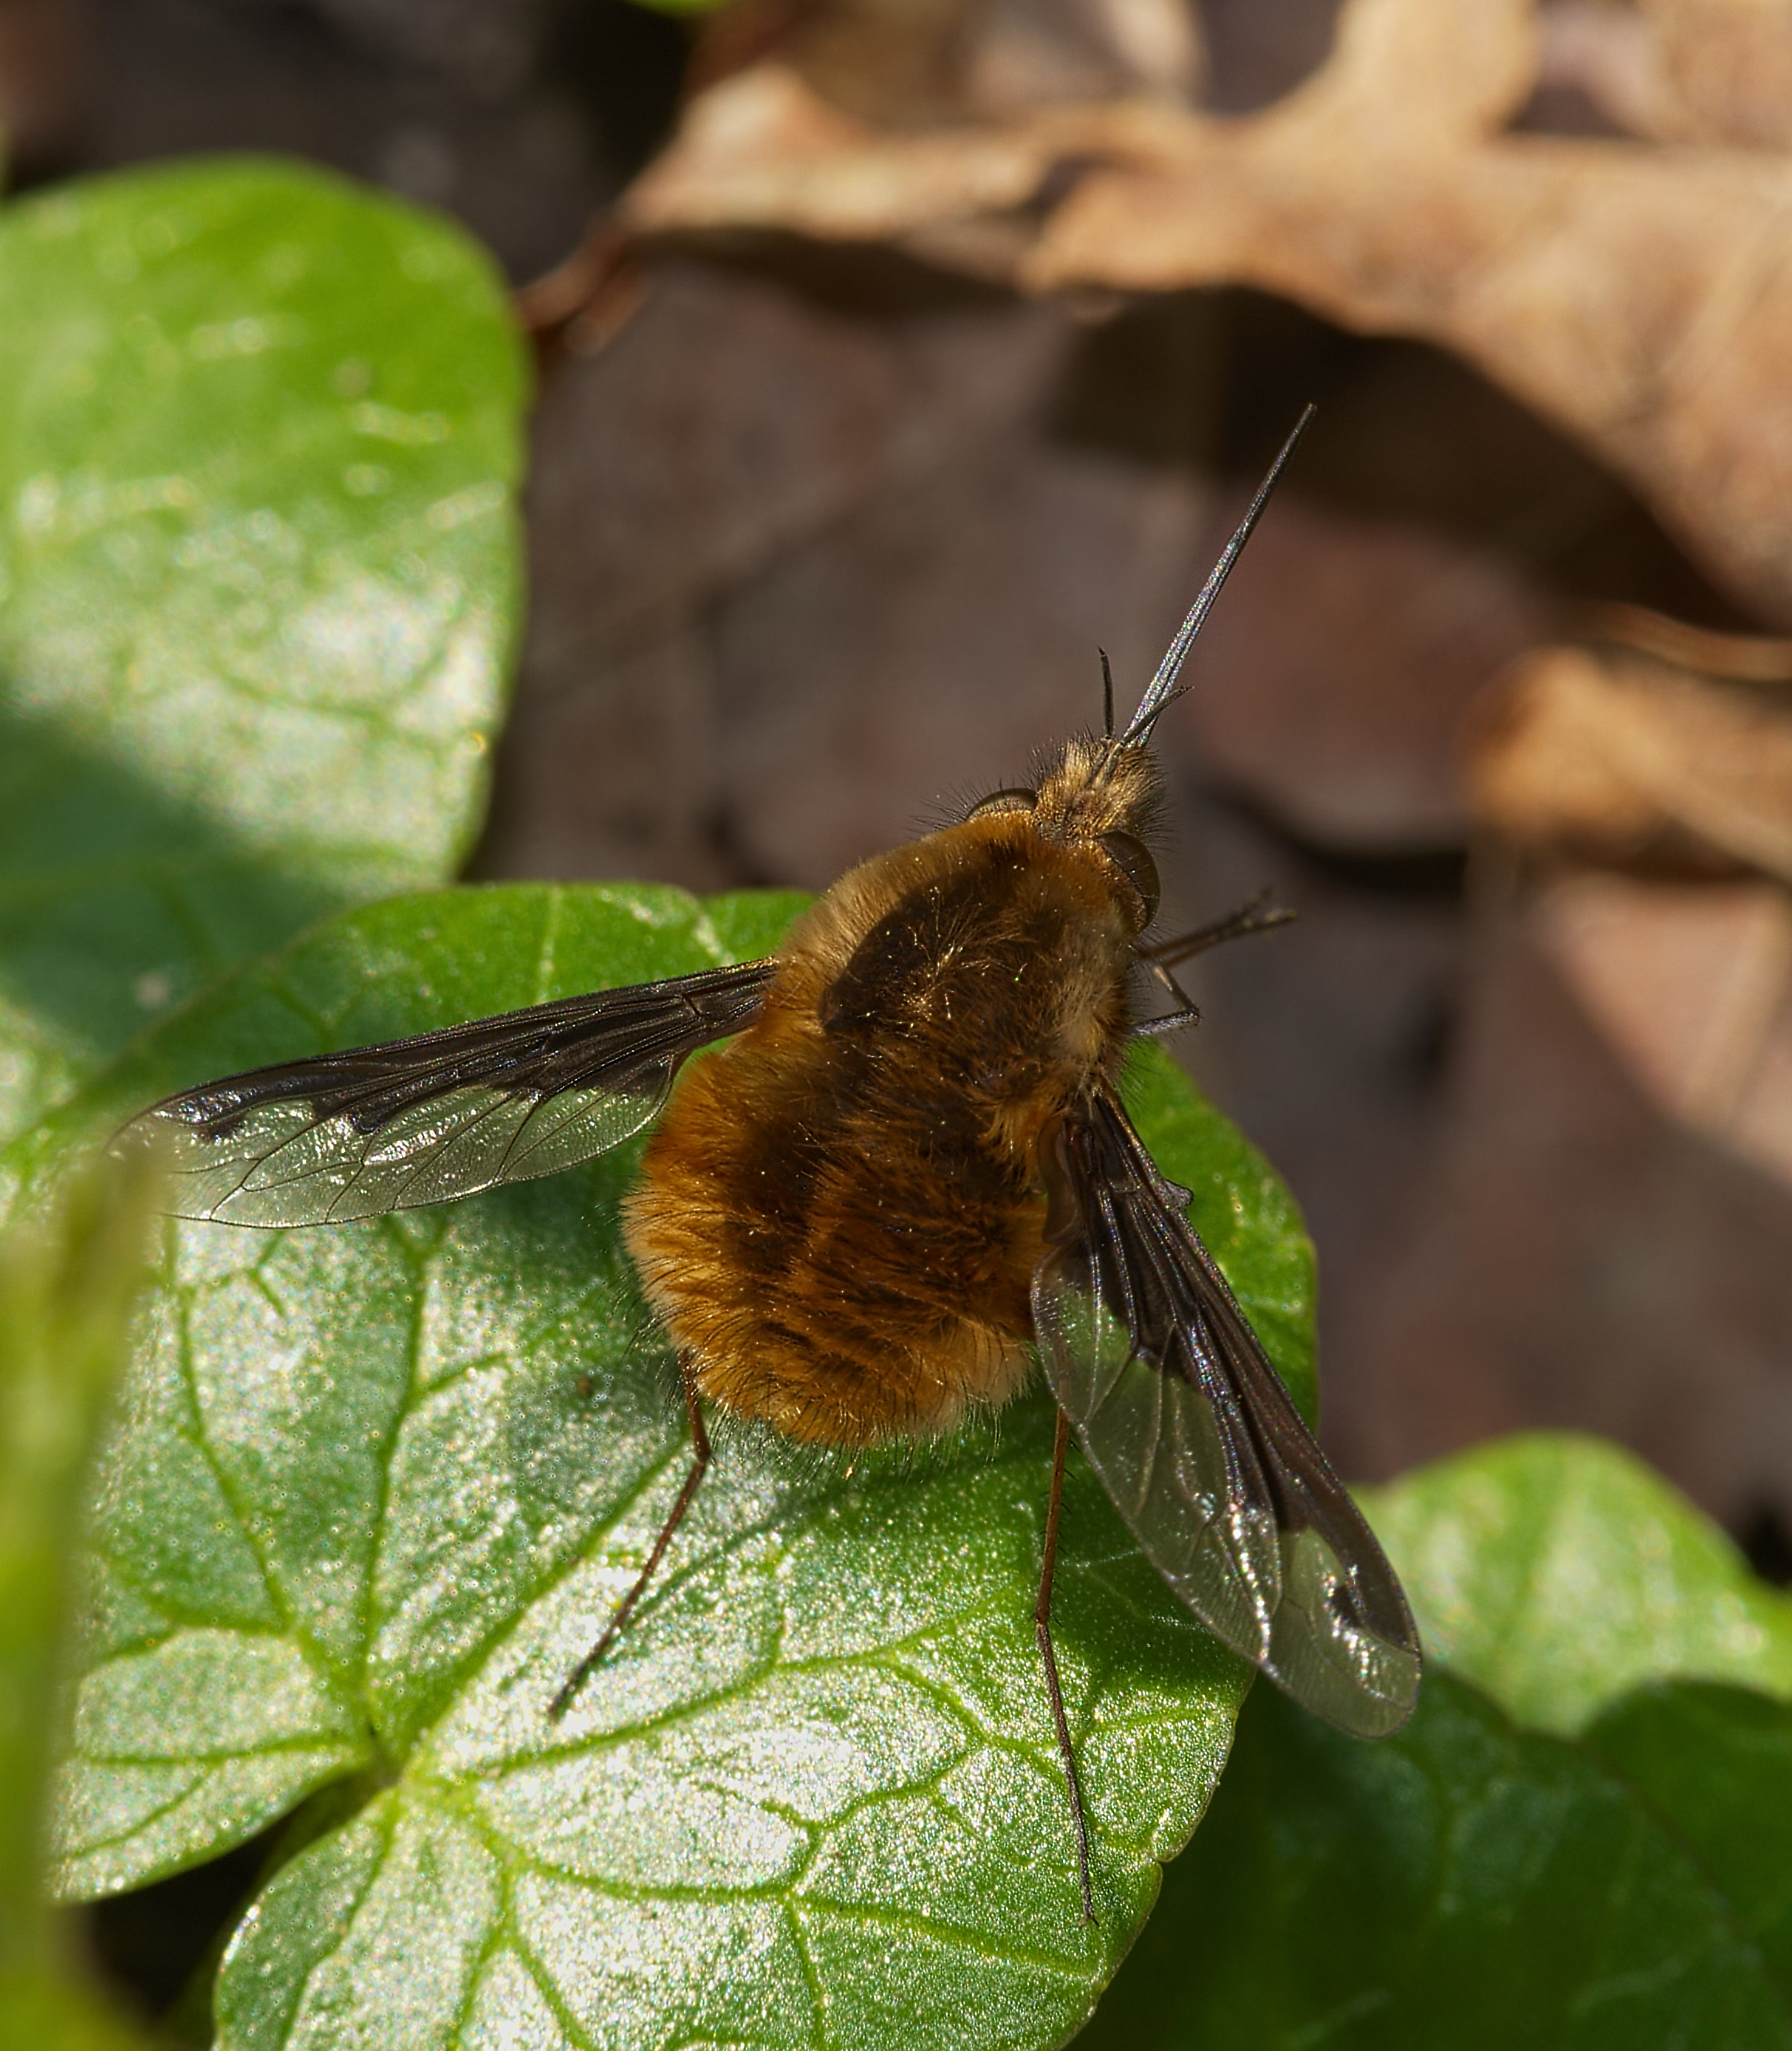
[621, 0, 1792, 625]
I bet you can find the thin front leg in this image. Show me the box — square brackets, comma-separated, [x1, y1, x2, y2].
[550, 1360, 712, 1722]
[1141, 888, 1295, 970]
[1131, 1004, 1203, 1040]
[1131, 952, 1201, 1039]
[1036, 1408, 1097, 1922]
[1131, 890, 1296, 1038]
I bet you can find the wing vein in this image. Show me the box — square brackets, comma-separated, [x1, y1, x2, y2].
[1031, 1090, 1421, 1736]
[115, 958, 778, 1227]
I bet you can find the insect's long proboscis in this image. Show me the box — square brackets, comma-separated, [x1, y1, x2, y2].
[1121, 403, 1318, 747]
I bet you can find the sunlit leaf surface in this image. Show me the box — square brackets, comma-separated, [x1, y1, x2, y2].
[1364, 1431, 1792, 1736]
[0, 159, 527, 1148]
[38, 883, 1319, 2051]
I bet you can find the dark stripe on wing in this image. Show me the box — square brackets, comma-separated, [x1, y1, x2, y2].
[1033, 1091, 1420, 1737]
[114, 958, 776, 1226]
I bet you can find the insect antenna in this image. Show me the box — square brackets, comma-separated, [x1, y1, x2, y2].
[1099, 648, 1115, 741]
[1118, 403, 1316, 753]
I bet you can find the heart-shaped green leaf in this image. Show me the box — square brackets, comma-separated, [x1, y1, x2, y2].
[38, 882, 1317, 2050]
[1, 1157, 162, 2049]
[1075, 1432, 1792, 2047]
[1362, 1432, 1792, 1736]
[1078, 1666, 1792, 2051]
[0, 159, 527, 1150]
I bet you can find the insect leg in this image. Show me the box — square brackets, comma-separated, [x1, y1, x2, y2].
[1131, 953, 1201, 1037]
[1141, 888, 1295, 970]
[549, 1358, 713, 1721]
[1131, 996, 1201, 1039]
[1131, 890, 1296, 1037]
[1036, 1407, 1097, 1923]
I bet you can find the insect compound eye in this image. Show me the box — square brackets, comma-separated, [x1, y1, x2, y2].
[1098, 832, 1160, 925]
[964, 787, 1037, 821]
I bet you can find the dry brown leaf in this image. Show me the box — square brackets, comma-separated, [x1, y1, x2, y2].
[1026, 3, 1792, 622]
[627, 64, 1053, 240]
[1587, 601, 1792, 678]
[1467, 619, 1792, 877]
[624, 0, 1792, 623]
[1467, 647, 1685, 866]
[1534, 1, 1677, 137]
[1535, 868, 1792, 1189]
[1647, 0, 1792, 148]
[1533, 0, 1792, 148]
[1161, 494, 1559, 847]
[722, 0, 1206, 126]
[1344, 890, 1792, 1523]
[1432, 583, 1792, 1494]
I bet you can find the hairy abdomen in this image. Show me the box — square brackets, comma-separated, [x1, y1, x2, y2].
[623, 821, 1135, 1446]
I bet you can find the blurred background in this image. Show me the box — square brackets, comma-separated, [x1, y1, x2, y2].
[7, 0, 1791, 1567]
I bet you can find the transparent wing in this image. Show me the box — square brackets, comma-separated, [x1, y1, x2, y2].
[1033, 1092, 1421, 1737]
[113, 959, 777, 1227]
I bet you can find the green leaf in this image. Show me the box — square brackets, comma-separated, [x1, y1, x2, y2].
[1073, 1409, 1792, 2047]
[0, 158, 527, 1149]
[1585, 1681, 1792, 2007]
[0, 1154, 161, 2047]
[41, 882, 1317, 2050]
[1362, 1431, 1792, 1735]
[0, 1974, 155, 2051]
[1, 1155, 159, 1951]
[1077, 1666, 1792, 2051]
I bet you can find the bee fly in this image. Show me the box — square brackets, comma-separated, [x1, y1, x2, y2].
[116, 408, 1421, 1921]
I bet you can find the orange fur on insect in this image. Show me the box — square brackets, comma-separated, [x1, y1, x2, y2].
[623, 736, 1163, 1448]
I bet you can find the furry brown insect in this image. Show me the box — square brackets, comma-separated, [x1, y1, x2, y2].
[626, 731, 1159, 1450]
[117, 409, 1420, 1923]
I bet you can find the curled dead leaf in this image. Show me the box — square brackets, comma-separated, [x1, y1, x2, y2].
[1535, 868, 1792, 1191]
[622, 0, 1792, 623]
[1471, 603, 1792, 1195]
[1648, 0, 1792, 149]
[626, 64, 1053, 241]
[1535, 0, 1792, 150]
[1467, 611, 1792, 880]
